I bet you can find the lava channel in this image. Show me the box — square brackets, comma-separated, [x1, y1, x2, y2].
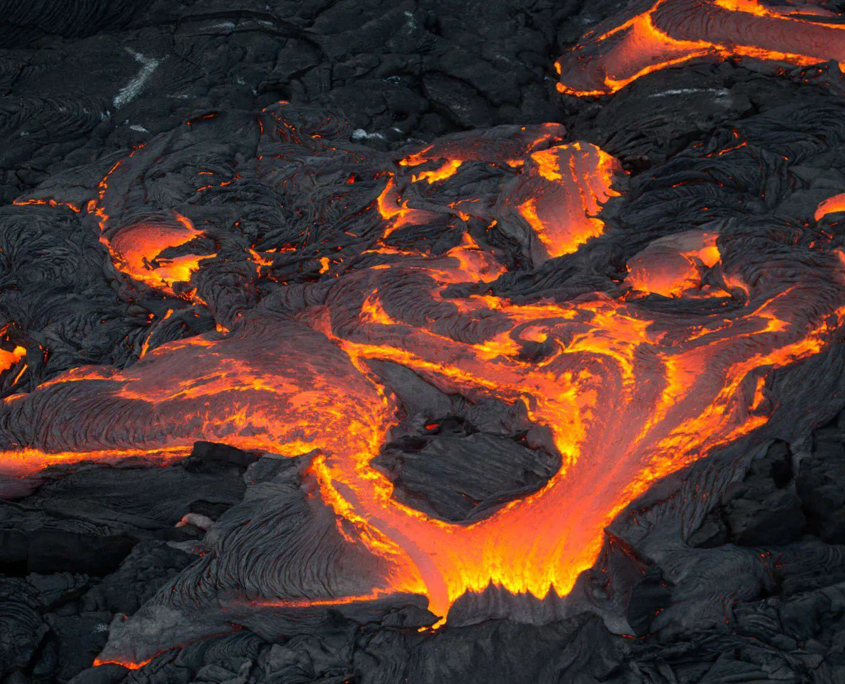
[3, 102, 845, 666]
[556, 0, 845, 96]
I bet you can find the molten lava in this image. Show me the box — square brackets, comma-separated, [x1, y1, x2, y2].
[556, 0, 845, 96]
[816, 192, 845, 221]
[504, 142, 623, 262]
[0, 346, 25, 375]
[106, 215, 211, 297]
[4, 119, 845, 631]
[625, 231, 722, 297]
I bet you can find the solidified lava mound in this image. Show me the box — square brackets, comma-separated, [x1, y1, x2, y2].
[6, 1, 845, 682]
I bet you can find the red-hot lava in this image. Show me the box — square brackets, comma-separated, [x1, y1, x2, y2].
[624, 231, 722, 298]
[504, 142, 623, 262]
[106, 214, 212, 297]
[556, 0, 845, 96]
[4, 116, 845, 634]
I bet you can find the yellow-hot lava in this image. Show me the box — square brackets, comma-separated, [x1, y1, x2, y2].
[0, 346, 25, 374]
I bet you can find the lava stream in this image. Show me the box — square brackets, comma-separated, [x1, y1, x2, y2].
[4, 112, 845, 629]
[2, 230, 844, 618]
[556, 0, 845, 96]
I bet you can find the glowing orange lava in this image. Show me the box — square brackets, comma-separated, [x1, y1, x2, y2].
[106, 215, 211, 296]
[0, 346, 25, 374]
[625, 231, 722, 297]
[556, 0, 845, 96]
[5, 113, 845, 645]
[816, 192, 845, 221]
[93, 658, 152, 671]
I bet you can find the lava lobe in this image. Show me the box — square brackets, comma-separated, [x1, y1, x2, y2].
[4, 0, 845, 669]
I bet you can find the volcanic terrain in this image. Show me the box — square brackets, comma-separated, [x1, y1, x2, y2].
[4, 1, 845, 682]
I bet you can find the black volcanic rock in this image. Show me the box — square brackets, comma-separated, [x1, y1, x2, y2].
[0, 541, 195, 683]
[80, 541, 193, 616]
[182, 441, 262, 474]
[798, 419, 845, 544]
[0, 0, 150, 48]
[624, 564, 673, 638]
[356, 614, 622, 684]
[0, 455, 246, 579]
[0, 577, 47, 678]
[15, 530, 136, 577]
[41, 612, 114, 683]
[0, 0, 601, 205]
[376, 420, 560, 522]
[7, 0, 845, 682]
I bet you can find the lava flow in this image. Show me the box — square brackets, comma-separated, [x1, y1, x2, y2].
[105, 214, 213, 298]
[556, 0, 845, 96]
[3, 78, 845, 665]
[4, 118, 845, 631]
[504, 142, 623, 262]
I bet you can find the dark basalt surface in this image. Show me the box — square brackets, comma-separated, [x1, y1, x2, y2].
[374, 412, 562, 522]
[4, 1, 845, 683]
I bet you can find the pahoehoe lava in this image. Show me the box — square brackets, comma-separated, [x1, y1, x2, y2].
[5, 0, 845, 682]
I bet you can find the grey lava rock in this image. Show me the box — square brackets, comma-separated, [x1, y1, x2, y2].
[798, 419, 845, 544]
[375, 416, 560, 522]
[690, 440, 804, 548]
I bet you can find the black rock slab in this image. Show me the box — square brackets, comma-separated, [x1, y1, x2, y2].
[0, 450, 248, 577]
[376, 427, 560, 522]
[689, 440, 805, 548]
[798, 423, 845, 544]
[0, 577, 48, 678]
[354, 614, 622, 684]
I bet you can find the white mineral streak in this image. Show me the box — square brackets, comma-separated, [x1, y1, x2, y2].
[113, 49, 161, 109]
